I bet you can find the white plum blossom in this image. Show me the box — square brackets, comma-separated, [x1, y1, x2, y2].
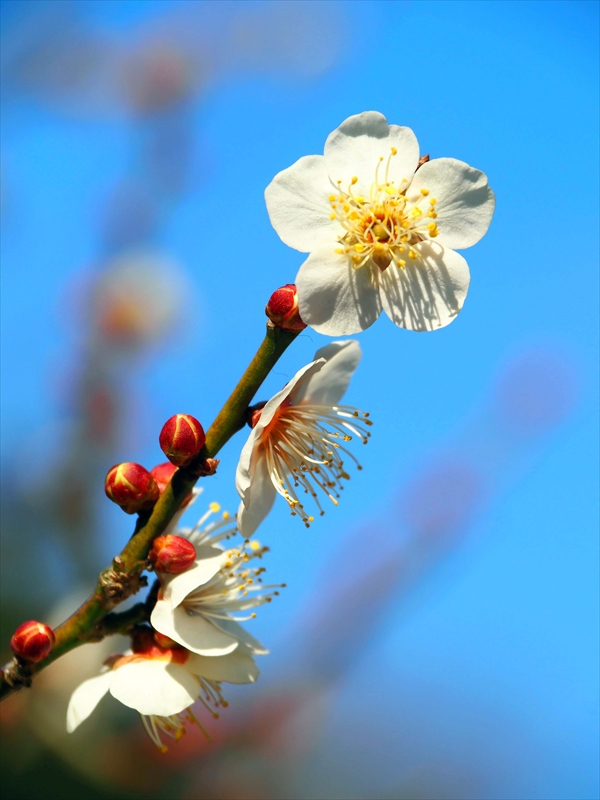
[151, 503, 282, 657]
[265, 111, 495, 335]
[66, 628, 258, 752]
[236, 340, 371, 537]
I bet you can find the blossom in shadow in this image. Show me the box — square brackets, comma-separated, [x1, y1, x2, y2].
[67, 626, 258, 752]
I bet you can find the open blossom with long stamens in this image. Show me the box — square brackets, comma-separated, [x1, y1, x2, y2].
[236, 340, 371, 537]
[66, 627, 258, 752]
[265, 111, 495, 335]
[151, 503, 283, 656]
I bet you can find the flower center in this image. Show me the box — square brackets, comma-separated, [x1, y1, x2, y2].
[328, 148, 439, 272]
[259, 402, 372, 528]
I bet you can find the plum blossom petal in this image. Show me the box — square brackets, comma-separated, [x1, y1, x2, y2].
[151, 602, 239, 656]
[237, 453, 277, 537]
[379, 241, 470, 331]
[324, 111, 420, 196]
[235, 431, 259, 498]
[186, 649, 259, 684]
[109, 660, 199, 717]
[265, 155, 339, 252]
[296, 246, 382, 335]
[66, 671, 112, 733]
[208, 617, 269, 656]
[407, 158, 496, 249]
[291, 340, 362, 406]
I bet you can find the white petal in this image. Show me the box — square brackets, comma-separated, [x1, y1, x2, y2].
[265, 155, 340, 252]
[407, 158, 495, 249]
[110, 660, 199, 716]
[66, 671, 112, 733]
[208, 617, 269, 656]
[296, 246, 382, 335]
[235, 427, 260, 499]
[151, 602, 238, 656]
[379, 241, 470, 331]
[160, 545, 227, 609]
[237, 454, 277, 538]
[292, 340, 361, 406]
[324, 112, 419, 196]
[186, 649, 259, 684]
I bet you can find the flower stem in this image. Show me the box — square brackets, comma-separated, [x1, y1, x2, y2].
[0, 323, 299, 702]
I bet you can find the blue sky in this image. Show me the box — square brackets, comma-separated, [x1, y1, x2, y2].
[1, 1, 598, 797]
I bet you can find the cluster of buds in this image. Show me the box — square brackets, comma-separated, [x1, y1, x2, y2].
[10, 621, 55, 663]
[104, 414, 206, 515]
[265, 283, 306, 332]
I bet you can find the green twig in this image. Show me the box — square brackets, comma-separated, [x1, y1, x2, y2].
[0, 323, 299, 702]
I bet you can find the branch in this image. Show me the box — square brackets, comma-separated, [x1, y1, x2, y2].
[0, 323, 299, 701]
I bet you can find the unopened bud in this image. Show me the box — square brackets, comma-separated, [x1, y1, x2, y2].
[150, 534, 196, 573]
[10, 621, 55, 662]
[105, 462, 159, 514]
[150, 461, 177, 493]
[266, 284, 306, 332]
[159, 414, 206, 467]
[150, 462, 194, 507]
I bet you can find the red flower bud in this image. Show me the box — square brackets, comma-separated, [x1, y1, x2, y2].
[10, 621, 55, 662]
[159, 414, 206, 467]
[105, 462, 159, 514]
[150, 534, 196, 573]
[150, 462, 194, 507]
[266, 284, 306, 332]
[150, 461, 177, 493]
